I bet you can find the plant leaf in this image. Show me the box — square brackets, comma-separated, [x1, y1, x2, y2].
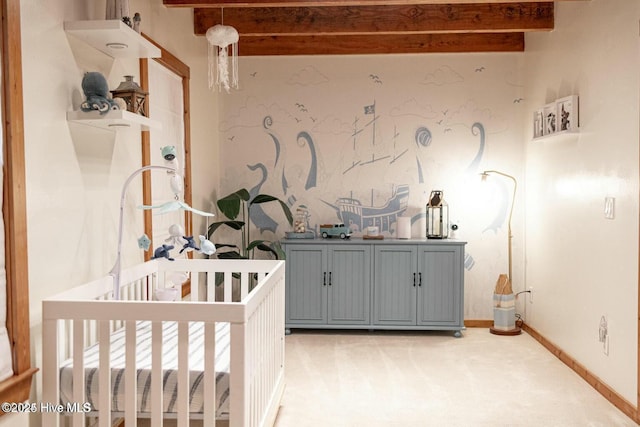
[250, 194, 294, 226]
[216, 251, 248, 260]
[247, 239, 268, 251]
[256, 243, 278, 258]
[212, 243, 239, 250]
[271, 241, 286, 260]
[208, 221, 245, 237]
[247, 240, 278, 258]
[251, 194, 279, 204]
[217, 189, 250, 220]
[278, 199, 294, 225]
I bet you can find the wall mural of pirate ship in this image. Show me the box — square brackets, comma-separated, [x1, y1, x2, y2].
[218, 57, 523, 320]
[323, 184, 410, 234]
[220, 95, 498, 247]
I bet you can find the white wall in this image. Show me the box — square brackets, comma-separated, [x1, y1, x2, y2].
[1, 1, 636, 426]
[0, 1, 219, 426]
[129, 0, 222, 230]
[524, 0, 639, 404]
[219, 53, 526, 320]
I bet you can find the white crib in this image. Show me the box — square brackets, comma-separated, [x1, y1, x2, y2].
[42, 258, 286, 427]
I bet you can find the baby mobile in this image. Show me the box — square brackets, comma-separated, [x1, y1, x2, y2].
[137, 146, 217, 273]
[206, 10, 239, 93]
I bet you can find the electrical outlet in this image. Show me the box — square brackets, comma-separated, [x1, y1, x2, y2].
[604, 197, 615, 219]
[528, 286, 533, 304]
[599, 315, 609, 355]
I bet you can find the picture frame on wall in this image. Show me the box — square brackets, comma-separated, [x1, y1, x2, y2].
[543, 103, 557, 135]
[556, 95, 579, 132]
[533, 109, 544, 138]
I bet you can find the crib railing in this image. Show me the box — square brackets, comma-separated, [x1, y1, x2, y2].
[42, 259, 286, 427]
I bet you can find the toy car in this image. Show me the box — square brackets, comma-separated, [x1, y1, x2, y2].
[320, 223, 352, 239]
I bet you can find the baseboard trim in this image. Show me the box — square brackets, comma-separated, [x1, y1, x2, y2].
[522, 322, 639, 424]
[464, 320, 638, 422]
[464, 319, 493, 328]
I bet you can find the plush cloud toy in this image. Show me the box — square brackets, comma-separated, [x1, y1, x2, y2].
[80, 72, 119, 114]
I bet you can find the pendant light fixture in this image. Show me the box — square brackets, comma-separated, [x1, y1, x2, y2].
[206, 9, 239, 93]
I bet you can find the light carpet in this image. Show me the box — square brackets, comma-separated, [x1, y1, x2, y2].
[274, 328, 636, 427]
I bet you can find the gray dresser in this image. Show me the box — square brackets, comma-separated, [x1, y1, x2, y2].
[282, 238, 466, 337]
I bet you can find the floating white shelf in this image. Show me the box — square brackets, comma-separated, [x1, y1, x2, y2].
[532, 128, 580, 141]
[64, 20, 161, 59]
[67, 110, 162, 131]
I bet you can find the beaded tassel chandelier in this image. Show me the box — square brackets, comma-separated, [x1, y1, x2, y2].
[206, 16, 239, 93]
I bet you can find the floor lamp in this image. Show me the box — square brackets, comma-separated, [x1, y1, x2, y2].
[481, 170, 520, 335]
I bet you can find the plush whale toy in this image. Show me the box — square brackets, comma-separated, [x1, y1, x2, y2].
[151, 244, 175, 261]
[198, 235, 217, 256]
[179, 236, 200, 254]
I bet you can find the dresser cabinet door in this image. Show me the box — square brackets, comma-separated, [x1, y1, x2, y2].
[328, 245, 371, 325]
[373, 245, 417, 326]
[417, 246, 462, 326]
[285, 245, 327, 325]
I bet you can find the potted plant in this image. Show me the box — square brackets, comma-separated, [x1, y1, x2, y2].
[207, 188, 293, 260]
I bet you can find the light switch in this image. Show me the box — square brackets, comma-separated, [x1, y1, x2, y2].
[604, 197, 615, 220]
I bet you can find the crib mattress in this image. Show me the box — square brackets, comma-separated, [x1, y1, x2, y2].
[59, 321, 231, 418]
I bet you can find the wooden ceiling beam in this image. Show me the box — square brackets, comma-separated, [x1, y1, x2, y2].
[237, 32, 524, 55]
[193, 3, 553, 36]
[166, 0, 579, 7]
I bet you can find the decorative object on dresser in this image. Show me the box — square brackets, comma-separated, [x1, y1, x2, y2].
[320, 223, 352, 239]
[396, 216, 411, 239]
[363, 235, 384, 240]
[286, 205, 315, 239]
[480, 169, 521, 335]
[110, 75, 148, 116]
[426, 190, 449, 239]
[282, 239, 466, 337]
[363, 225, 384, 240]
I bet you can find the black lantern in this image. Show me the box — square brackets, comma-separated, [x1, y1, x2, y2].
[110, 75, 148, 117]
[426, 190, 449, 239]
